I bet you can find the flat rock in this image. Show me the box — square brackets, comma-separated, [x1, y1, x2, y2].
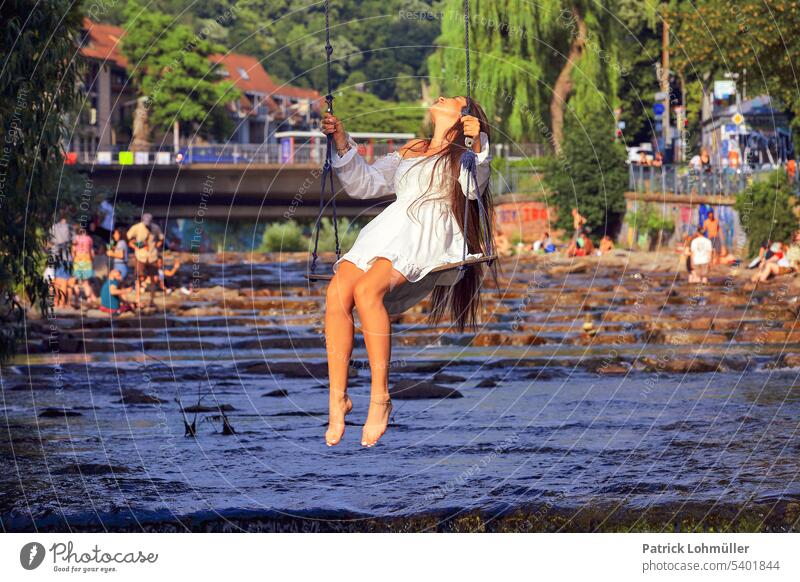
[182, 403, 236, 413]
[475, 379, 498, 388]
[115, 388, 166, 405]
[432, 372, 467, 383]
[390, 379, 463, 400]
[38, 408, 82, 418]
[261, 389, 289, 397]
[243, 360, 355, 378]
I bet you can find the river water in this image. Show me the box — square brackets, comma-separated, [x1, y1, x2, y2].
[2, 257, 800, 531]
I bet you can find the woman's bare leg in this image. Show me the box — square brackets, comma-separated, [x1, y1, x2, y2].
[353, 258, 406, 446]
[324, 261, 363, 445]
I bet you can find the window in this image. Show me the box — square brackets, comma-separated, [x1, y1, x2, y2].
[237, 67, 250, 81]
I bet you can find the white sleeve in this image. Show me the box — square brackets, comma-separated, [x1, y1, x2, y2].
[330, 135, 401, 200]
[459, 132, 491, 200]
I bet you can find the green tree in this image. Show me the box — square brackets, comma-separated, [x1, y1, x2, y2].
[614, 1, 661, 146]
[121, 0, 239, 146]
[0, 0, 84, 358]
[334, 90, 425, 134]
[544, 105, 628, 239]
[429, 0, 622, 149]
[734, 171, 798, 258]
[672, 1, 800, 135]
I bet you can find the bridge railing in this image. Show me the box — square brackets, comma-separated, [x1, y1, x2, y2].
[68, 142, 406, 166]
[627, 164, 791, 196]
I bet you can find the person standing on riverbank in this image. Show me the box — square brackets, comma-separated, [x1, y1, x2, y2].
[72, 229, 97, 304]
[127, 214, 162, 307]
[703, 210, 721, 264]
[690, 227, 713, 284]
[572, 207, 587, 237]
[320, 96, 494, 448]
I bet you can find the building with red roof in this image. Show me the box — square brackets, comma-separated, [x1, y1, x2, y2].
[73, 19, 322, 152]
[209, 52, 321, 143]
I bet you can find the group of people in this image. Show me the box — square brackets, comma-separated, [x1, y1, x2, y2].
[492, 208, 615, 258]
[683, 210, 740, 283]
[748, 236, 800, 283]
[683, 208, 800, 285]
[564, 208, 614, 257]
[46, 207, 183, 315]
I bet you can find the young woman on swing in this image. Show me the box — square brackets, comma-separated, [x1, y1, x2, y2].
[320, 96, 495, 447]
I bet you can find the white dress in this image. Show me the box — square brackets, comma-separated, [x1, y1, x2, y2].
[330, 132, 491, 314]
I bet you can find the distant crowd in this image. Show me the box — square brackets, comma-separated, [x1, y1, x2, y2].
[636, 146, 798, 183]
[492, 203, 800, 287]
[493, 207, 615, 259]
[46, 203, 186, 315]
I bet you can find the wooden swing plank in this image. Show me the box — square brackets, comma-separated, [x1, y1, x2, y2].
[304, 254, 497, 282]
[429, 254, 497, 274]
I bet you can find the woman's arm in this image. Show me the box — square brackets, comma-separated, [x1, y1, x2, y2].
[330, 139, 401, 199]
[322, 113, 400, 200]
[459, 131, 491, 200]
[165, 261, 181, 277]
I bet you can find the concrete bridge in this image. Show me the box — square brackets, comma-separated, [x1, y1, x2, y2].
[79, 162, 390, 219]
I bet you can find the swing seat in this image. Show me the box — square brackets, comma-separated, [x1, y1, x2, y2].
[304, 253, 497, 282]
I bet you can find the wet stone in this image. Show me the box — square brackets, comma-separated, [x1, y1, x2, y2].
[390, 380, 463, 400]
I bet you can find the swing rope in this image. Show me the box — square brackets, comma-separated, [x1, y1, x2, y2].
[310, 0, 341, 275]
[459, 0, 493, 271]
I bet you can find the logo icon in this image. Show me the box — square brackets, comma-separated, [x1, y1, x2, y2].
[20, 542, 46, 570]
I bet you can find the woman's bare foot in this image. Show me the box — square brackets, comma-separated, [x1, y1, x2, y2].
[361, 397, 392, 447]
[325, 393, 352, 446]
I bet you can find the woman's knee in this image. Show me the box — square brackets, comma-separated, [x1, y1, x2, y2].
[353, 279, 384, 311]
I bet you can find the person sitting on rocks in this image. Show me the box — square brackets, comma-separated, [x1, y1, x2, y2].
[100, 269, 133, 315]
[599, 235, 614, 255]
[752, 241, 796, 283]
[494, 231, 513, 257]
[531, 231, 552, 254]
[567, 231, 593, 257]
[718, 246, 739, 266]
[156, 255, 182, 294]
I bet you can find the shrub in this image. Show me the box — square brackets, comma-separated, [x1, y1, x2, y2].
[259, 220, 307, 252]
[626, 203, 675, 250]
[734, 171, 798, 258]
[314, 218, 361, 253]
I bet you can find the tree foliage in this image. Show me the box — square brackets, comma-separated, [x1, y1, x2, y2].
[110, 0, 441, 103]
[544, 105, 628, 239]
[121, 0, 239, 143]
[333, 90, 425, 134]
[429, 0, 623, 146]
[734, 171, 798, 258]
[672, 1, 800, 132]
[0, 0, 84, 358]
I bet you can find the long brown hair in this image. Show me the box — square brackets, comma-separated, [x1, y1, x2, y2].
[406, 99, 497, 331]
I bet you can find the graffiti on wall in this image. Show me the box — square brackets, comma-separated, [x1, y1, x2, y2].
[495, 201, 554, 242]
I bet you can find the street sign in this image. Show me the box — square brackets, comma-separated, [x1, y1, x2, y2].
[653, 103, 665, 115]
[732, 112, 745, 125]
[655, 92, 667, 101]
